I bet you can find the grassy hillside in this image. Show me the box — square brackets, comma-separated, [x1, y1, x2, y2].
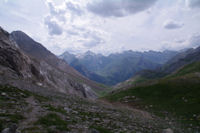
[104, 62, 200, 131]
[105, 75, 200, 129]
[114, 61, 200, 90]
[171, 61, 200, 77]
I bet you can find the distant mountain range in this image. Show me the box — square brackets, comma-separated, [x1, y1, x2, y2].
[0, 27, 104, 99]
[60, 50, 178, 85]
[114, 45, 200, 89]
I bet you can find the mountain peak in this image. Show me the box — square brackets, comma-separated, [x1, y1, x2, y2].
[11, 30, 31, 39]
[61, 51, 74, 56]
[85, 50, 96, 56]
[76, 50, 96, 59]
[10, 30, 51, 60]
[0, 26, 9, 38]
[59, 51, 76, 64]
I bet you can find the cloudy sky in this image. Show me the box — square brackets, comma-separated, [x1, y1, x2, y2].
[0, 0, 200, 55]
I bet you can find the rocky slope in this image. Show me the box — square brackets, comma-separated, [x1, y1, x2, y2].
[0, 27, 104, 99]
[0, 84, 184, 133]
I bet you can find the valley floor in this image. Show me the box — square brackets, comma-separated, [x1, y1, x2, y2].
[0, 85, 189, 133]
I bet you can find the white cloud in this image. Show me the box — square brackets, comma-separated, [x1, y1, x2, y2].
[189, 33, 200, 47]
[44, 16, 63, 35]
[161, 33, 200, 50]
[81, 34, 105, 48]
[46, 1, 66, 22]
[66, 2, 83, 16]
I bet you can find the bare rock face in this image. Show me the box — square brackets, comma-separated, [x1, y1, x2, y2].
[0, 27, 37, 78]
[0, 26, 101, 99]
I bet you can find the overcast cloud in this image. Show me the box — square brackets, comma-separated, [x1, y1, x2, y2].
[87, 0, 157, 17]
[186, 0, 200, 8]
[44, 16, 63, 35]
[0, 0, 200, 55]
[66, 2, 83, 16]
[163, 20, 184, 30]
[189, 33, 200, 47]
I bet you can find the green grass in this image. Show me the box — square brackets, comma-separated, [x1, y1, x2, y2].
[133, 76, 148, 84]
[36, 113, 70, 131]
[0, 120, 3, 131]
[21, 127, 41, 133]
[173, 61, 200, 77]
[0, 85, 30, 100]
[93, 83, 109, 96]
[0, 113, 24, 123]
[44, 104, 66, 114]
[0, 84, 48, 103]
[98, 87, 115, 97]
[105, 75, 200, 126]
[79, 111, 102, 119]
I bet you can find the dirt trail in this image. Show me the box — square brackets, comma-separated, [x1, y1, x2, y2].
[18, 96, 42, 129]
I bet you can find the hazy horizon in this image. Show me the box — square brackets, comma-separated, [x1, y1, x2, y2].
[0, 0, 200, 55]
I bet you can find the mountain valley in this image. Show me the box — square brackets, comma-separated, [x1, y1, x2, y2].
[0, 26, 200, 133]
[1, 0, 200, 132]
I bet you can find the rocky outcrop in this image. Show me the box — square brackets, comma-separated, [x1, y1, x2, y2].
[0, 27, 38, 78]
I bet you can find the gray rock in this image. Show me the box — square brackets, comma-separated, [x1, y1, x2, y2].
[1, 124, 17, 133]
[1, 128, 10, 133]
[162, 128, 173, 133]
[64, 107, 71, 112]
[1, 92, 6, 96]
